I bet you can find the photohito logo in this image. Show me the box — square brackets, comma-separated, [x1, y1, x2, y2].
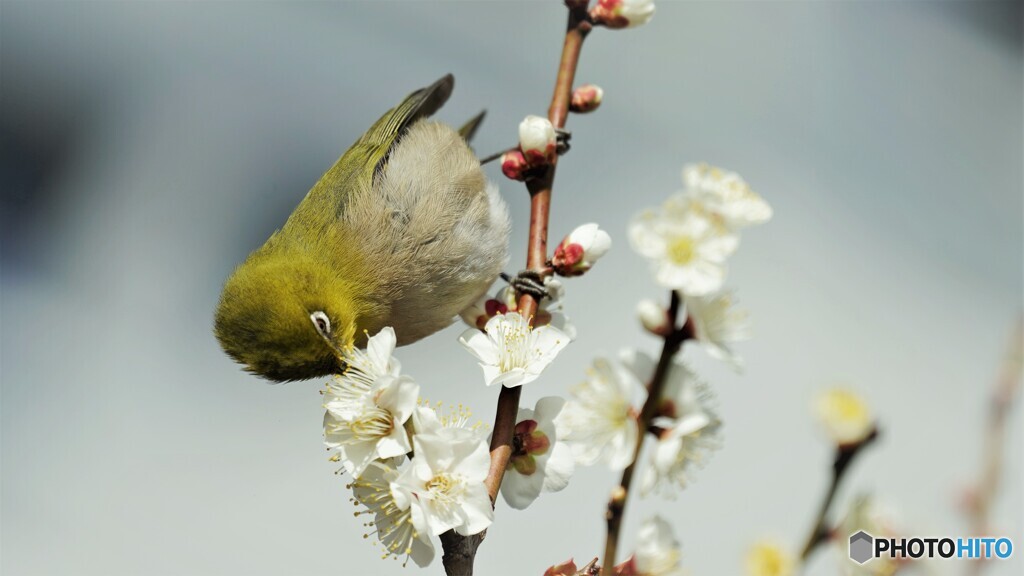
[848, 531, 1014, 564]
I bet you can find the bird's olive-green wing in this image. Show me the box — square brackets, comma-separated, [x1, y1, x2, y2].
[286, 74, 456, 232]
[346, 73, 455, 189]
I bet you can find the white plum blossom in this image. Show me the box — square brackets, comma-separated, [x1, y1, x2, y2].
[519, 115, 557, 165]
[349, 461, 435, 567]
[633, 515, 685, 576]
[629, 206, 738, 296]
[682, 163, 772, 229]
[558, 357, 642, 471]
[591, 0, 656, 30]
[459, 312, 569, 387]
[620, 349, 720, 496]
[500, 396, 575, 510]
[411, 402, 488, 442]
[643, 409, 720, 497]
[839, 495, 905, 576]
[391, 427, 493, 537]
[816, 388, 874, 446]
[745, 539, 795, 576]
[323, 327, 418, 477]
[552, 223, 612, 276]
[684, 291, 752, 369]
[630, 163, 769, 294]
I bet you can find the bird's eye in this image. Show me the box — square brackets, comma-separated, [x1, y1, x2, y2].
[310, 311, 331, 336]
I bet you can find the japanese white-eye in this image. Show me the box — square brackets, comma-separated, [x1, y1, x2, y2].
[214, 75, 510, 382]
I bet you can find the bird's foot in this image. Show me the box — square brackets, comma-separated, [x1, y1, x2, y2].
[501, 270, 549, 301]
[556, 129, 571, 156]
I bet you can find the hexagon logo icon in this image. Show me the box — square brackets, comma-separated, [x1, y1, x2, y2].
[849, 530, 874, 564]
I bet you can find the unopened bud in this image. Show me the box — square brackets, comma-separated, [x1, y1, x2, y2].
[636, 299, 669, 335]
[590, 0, 655, 30]
[518, 115, 557, 165]
[570, 84, 604, 113]
[459, 294, 509, 331]
[551, 223, 611, 276]
[501, 150, 529, 181]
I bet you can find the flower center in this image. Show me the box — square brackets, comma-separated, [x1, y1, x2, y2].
[425, 473, 461, 505]
[349, 406, 394, 441]
[496, 323, 532, 372]
[510, 420, 551, 476]
[666, 236, 695, 265]
[836, 400, 866, 422]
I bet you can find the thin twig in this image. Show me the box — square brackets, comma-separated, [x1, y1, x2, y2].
[965, 319, 1022, 576]
[489, 0, 591, 505]
[799, 429, 879, 561]
[439, 3, 592, 574]
[601, 292, 692, 575]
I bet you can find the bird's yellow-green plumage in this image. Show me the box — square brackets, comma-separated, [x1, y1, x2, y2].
[214, 75, 510, 382]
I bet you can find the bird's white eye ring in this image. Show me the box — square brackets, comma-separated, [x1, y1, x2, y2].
[310, 311, 331, 336]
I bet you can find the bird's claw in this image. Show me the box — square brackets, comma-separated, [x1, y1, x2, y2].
[556, 129, 571, 156]
[501, 270, 549, 301]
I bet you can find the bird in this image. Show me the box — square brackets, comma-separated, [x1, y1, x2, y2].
[214, 75, 510, 382]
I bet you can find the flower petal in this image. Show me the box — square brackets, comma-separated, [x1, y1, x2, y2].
[501, 461, 547, 509]
[455, 482, 494, 535]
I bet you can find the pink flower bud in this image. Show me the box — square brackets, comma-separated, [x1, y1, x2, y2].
[501, 150, 529, 181]
[552, 223, 612, 276]
[590, 0, 655, 30]
[518, 115, 557, 166]
[570, 84, 604, 113]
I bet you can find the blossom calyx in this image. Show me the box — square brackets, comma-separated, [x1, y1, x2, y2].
[501, 150, 530, 181]
[552, 223, 612, 276]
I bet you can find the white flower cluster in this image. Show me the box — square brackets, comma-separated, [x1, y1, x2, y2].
[324, 163, 771, 570]
[556, 349, 720, 495]
[630, 163, 770, 368]
[324, 328, 494, 567]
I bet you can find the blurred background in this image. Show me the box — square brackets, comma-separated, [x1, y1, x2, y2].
[2, 1, 1021, 575]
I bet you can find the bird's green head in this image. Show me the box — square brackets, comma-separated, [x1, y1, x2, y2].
[213, 254, 360, 382]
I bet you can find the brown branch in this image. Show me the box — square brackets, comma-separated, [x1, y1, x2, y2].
[490, 0, 590, 508]
[601, 292, 691, 575]
[440, 531, 485, 576]
[439, 3, 592, 574]
[798, 429, 879, 561]
[965, 318, 1022, 576]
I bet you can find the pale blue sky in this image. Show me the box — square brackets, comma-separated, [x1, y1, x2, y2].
[2, 2, 1021, 575]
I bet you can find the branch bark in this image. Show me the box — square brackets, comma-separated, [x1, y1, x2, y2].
[439, 3, 592, 574]
[798, 429, 879, 561]
[965, 319, 1022, 576]
[601, 292, 692, 575]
